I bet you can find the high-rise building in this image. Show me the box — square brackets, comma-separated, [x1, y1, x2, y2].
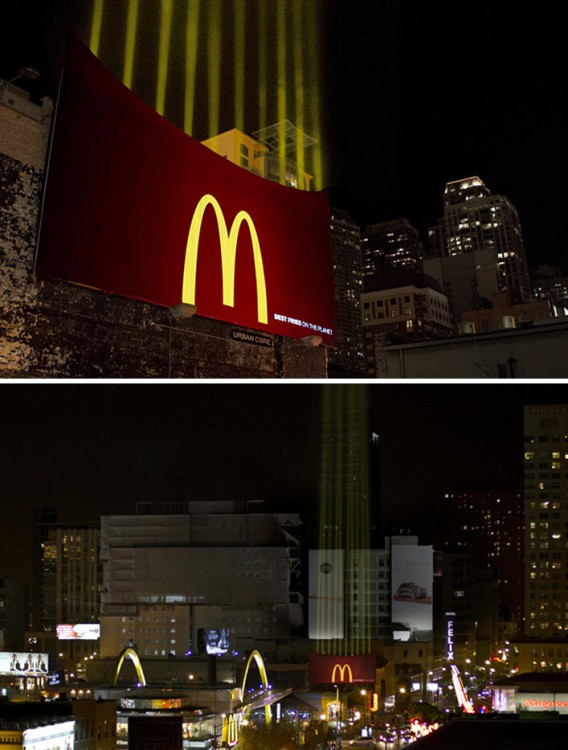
[523, 405, 568, 636]
[310, 386, 378, 654]
[532, 264, 568, 312]
[31, 520, 101, 673]
[443, 489, 524, 632]
[328, 208, 365, 377]
[362, 219, 423, 276]
[424, 176, 531, 315]
[99, 501, 302, 660]
[39, 524, 101, 632]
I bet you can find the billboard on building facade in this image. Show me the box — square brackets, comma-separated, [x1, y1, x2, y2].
[36, 38, 336, 345]
[391, 544, 433, 640]
[0, 651, 49, 676]
[308, 654, 377, 684]
[309, 550, 344, 640]
[56, 623, 100, 640]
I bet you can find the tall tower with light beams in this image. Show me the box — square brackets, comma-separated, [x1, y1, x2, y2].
[309, 385, 378, 658]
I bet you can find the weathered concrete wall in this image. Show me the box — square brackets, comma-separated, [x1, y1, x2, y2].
[0, 101, 326, 379]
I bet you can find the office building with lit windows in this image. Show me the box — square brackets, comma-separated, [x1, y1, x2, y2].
[523, 405, 568, 636]
[30, 520, 101, 673]
[327, 208, 365, 377]
[361, 271, 454, 377]
[443, 489, 524, 633]
[362, 218, 423, 276]
[424, 176, 531, 316]
[99, 501, 302, 660]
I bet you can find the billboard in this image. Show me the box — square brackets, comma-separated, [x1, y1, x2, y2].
[198, 627, 230, 655]
[0, 651, 49, 676]
[309, 550, 344, 640]
[391, 544, 433, 640]
[56, 623, 100, 640]
[36, 38, 336, 345]
[309, 654, 377, 685]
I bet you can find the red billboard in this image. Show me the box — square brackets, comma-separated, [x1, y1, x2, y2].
[309, 654, 378, 685]
[36, 38, 336, 345]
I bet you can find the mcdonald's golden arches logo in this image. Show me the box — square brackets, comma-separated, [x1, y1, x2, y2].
[331, 663, 354, 684]
[182, 194, 268, 324]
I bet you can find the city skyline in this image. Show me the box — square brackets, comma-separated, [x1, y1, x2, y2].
[1, 1, 565, 271]
[0, 382, 566, 587]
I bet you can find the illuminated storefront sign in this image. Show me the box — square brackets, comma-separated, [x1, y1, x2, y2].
[309, 654, 377, 684]
[331, 663, 353, 683]
[37, 38, 336, 345]
[446, 612, 456, 661]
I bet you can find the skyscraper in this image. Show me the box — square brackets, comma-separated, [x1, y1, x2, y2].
[362, 218, 423, 277]
[424, 176, 531, 316]
[443, 489, 524, 631]
[310, 386, 376, 655]
[328, 208, 365, 377]
[523, 405, 568, 636]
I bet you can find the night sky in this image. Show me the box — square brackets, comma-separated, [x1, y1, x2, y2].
[1, 382, 566, 587]
[1, 1, 566, 270]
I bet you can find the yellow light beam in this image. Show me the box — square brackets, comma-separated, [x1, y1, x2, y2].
[184, 0, 201, 135]
[90, 0, 104, 57]
[277, 0, 287, 184]
[207, 0, 223, 137]
[292, 0, 305, 188]
[257, 0, 268, 132]
[306, 2, 324, 189]
[123, 0, 139, 89]
[156, 0, 173, 116]
[234, 0, 246, 132]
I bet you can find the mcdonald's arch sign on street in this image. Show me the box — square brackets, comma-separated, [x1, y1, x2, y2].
[309, 654, 378, 685]
[36, 38, 336, 346]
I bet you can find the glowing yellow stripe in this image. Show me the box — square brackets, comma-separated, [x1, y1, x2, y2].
[156, 0, 173, 116]
[182, 194, 268, 325]
[257, 1, 268, 132]
[90, 0, 104, 57]
[234, 0, 246, 132]
[292, 0, 305, 189]
[184, 0, 201, 135]
[277, 0, 287, 184]
[306, 2, 323, 189]
[123, 0, 139, 88]
[207, 0, 222, 137]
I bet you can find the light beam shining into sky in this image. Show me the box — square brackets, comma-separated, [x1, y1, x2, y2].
[233, 0, 246, 133]
[156, 0, 173, 116]
[317, 385, 372, 656]
[207, 0, 223, 138]
[184, 1, 200, 135]
[123, 0, 139, 90]
[85, 0, 327, 189]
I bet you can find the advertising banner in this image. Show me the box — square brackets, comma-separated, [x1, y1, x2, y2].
[391, 544, 433, 640]
[308, 654, 377, 685]
[56, 623, 100, 640]
[309, 550, 344, 640]
[0, 651, 49, 676]
[36, 38, 336, 345]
